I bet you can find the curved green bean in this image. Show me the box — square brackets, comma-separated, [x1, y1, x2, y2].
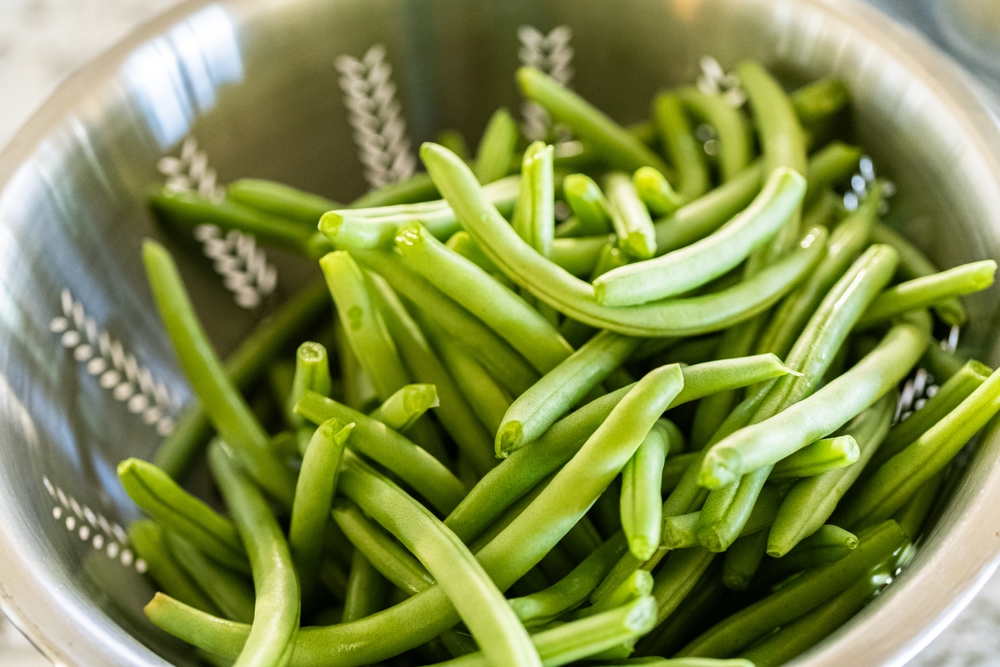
[394, 222, 572, 373]
[595, 167, 805, 305]
[129, 520, 221, 616]
[676, 86, 753, 181]
[758, 525, 858, 586]
[118, 458, 248, 573]
[294, 392, 465, 514]
[497, 331, 639, 456]
[226, 179, 338, 226]
[653, 92, 711, 202]
[605, 171, 658, 260]
[621, 420, 672, 560]
[208, 443, 299, 667]
[769, 435, 860, 480]
[517, 67, 673, 177]
[474, 108, 519, 185]
[165, 530, 256, 623]
[349, 172, 439, 208]
[634, 167, 683, 217]
[142, 240, 296, 506]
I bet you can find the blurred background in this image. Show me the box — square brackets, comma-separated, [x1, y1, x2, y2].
[1, 0, 1000, 665]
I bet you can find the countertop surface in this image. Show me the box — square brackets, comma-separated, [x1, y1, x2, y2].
[1, 0, 1000, 665]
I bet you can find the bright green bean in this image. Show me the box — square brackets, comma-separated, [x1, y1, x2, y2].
[677, 521, 905, 658]
[770, 435, 860, 479]
[634, 167, 683, 217]
[768, 393, 894, 557]
[287, 342, 333, 429]
[517, 67, 673, 177]
[509, 533, 629, 627]
[512, 142, 556, 258]
[394, 222, 573, 373]
[595, 167, 805, 305]
[424, 140, 827, 335]
[208, 443, 299, 667]
[118, 458, 248, 573]
[653, 92, 710, 202]
[562, 174, 613, 236]
[437, 129, 470, 160]
[130, 520, 222, 616]
[621, 420, 672, 560]
[790, 76, 851, 147]
[289, 419, 353, 611]
[447, 230, 503, 275]
[497, 331, 639, 456]
[676, 86, 753, 182]
[663, 484, 784, 551]
[353, 248, 539, 395]
[574, 570, 653, 619]
[870, 222, 968, 326]
[855, 260, 996, 329]
[332, 499, 435, 596]
[474, 108, 519, 185]
[739, 574, 881, 667]
[839, 364, 1000, 529]
[349, 172, 439, 209]
[605, 171, 657, 260]
[226, 179, 339, 226]
[142, 241, 296, 505]
[366, 274, 495, 474]
[368, 384, 439, 433]
[802, 142, 862, 207]
[338, 454, 543, 667]
[165, 530, 256, 623]
[333, 322, 377, 412]
[758, 525, 859, 586]
[551, 235, 611, 277]
[721, 529, 769, 591]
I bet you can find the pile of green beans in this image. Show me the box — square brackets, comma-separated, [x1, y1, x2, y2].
[127, 61, 1000, 667]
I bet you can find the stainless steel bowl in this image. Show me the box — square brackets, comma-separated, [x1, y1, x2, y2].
[2, 0, 1000, 665]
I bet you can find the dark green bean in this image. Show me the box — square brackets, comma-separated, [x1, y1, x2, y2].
[207, 443, 299, 667]
[650, 547, 717, 629]
[653, 92, 711, 202]
[920, 339, 969, 382]
[633, 564, 727, 658]
[790, 76, 851, 149]
[349, 173, 439, 209]
[473, 108, 518, 185]
[130, 520, 222, 616]
[802, 189, 840, 229]
[676, 86, 753, 181]
[517, 67, 673, 177]
[226, 179, 339, 226]
[574, 570, 653, 619]
[721, 530, 769, 591]
[894, 471, 944, 540]
[757, 525, 858, 586]
[802, 142, 862, 207]
[165, 530, 256, 623]
[142, 241, 296, 506]
[342, 551, 390, 622]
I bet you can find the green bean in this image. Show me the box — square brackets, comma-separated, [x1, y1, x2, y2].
[226, 179, 339, 226]
[921, 339, 969, 381]
[551, 235, 611, 277]
[437, 129, 470, 160]
[287, 342, 333, 429]
[595, 167, 805, 306]
[155, 280, 330, 478]
[289, 419, 353, 611]
[394, 223, 572, 373]
[319, 176, 519, 251]
[151, 191, 315, 253]
[447, 230, 501, 274]
[721, 530, 769, 591]
[143, 241, 297, 505]
[654, 162, 763, 254]
[699, 248, 908, 489]
[755, 180, 886, 359]
[653, 336, 719, 367]
[650, 547, 717, 628]
[426, 140, 828, 335]
[318, 560, 349, 603]
[367, 274, 495, 475]
[468, 472, 553, 555]
[757, 525, 858, 586]
[428, 597, 656, 667]
[767, 392, 894, 557]
[474, 108, 519, 185]
[562, 174, 614, 235]
[802, 189, 840, 228]
[855, 260, 996, 329]
[634, 565, 727, 658]
[802, 142, 862, 207]
[790, 76, 851, 148]
[331, 499, 435, 596]
[509, 533, 629, 627]
[517, 67, 673, 177]
[338, 454, 542, 667]
[873, 359, 991, 468]
[894, 471, 944, 540]
[368, 384, 440, 433]
[497, 331, 639, 456]
[349, 172, 439, 208]
[628, 119, 657, 145]
[342, 550, 389, 622]
[446, 355, 791, 543]
[870, 222, 968, 326]
[268, 361, 297, 428]
[333, 322, 377, 412]
[353, 248, 539, 395]
[739, 574, 881, 667]
[207, 443, 299, 667]
[604, 171, 658, 260]
[838, 365, 1000, 529]
[621, 420, 672, 560]
[574, 570, 653, 620]
[677, 520, 905, 658]
[589, 477, 624, 541]
[295, 392, 466, 514]
[676, 86, 753, 181]
[662, 452, 699, 492]
[663, 484, 784, 550]
[653, 92, 711, 202]
[165, 530, 256, 623]
[769, 435, 860, 480]
[129, 520, 222, 616]
[118, 458, 248, 573]
[634, 167, 683, 217]
[426, 320, 513, 436]
[512, 142, 556, 259]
